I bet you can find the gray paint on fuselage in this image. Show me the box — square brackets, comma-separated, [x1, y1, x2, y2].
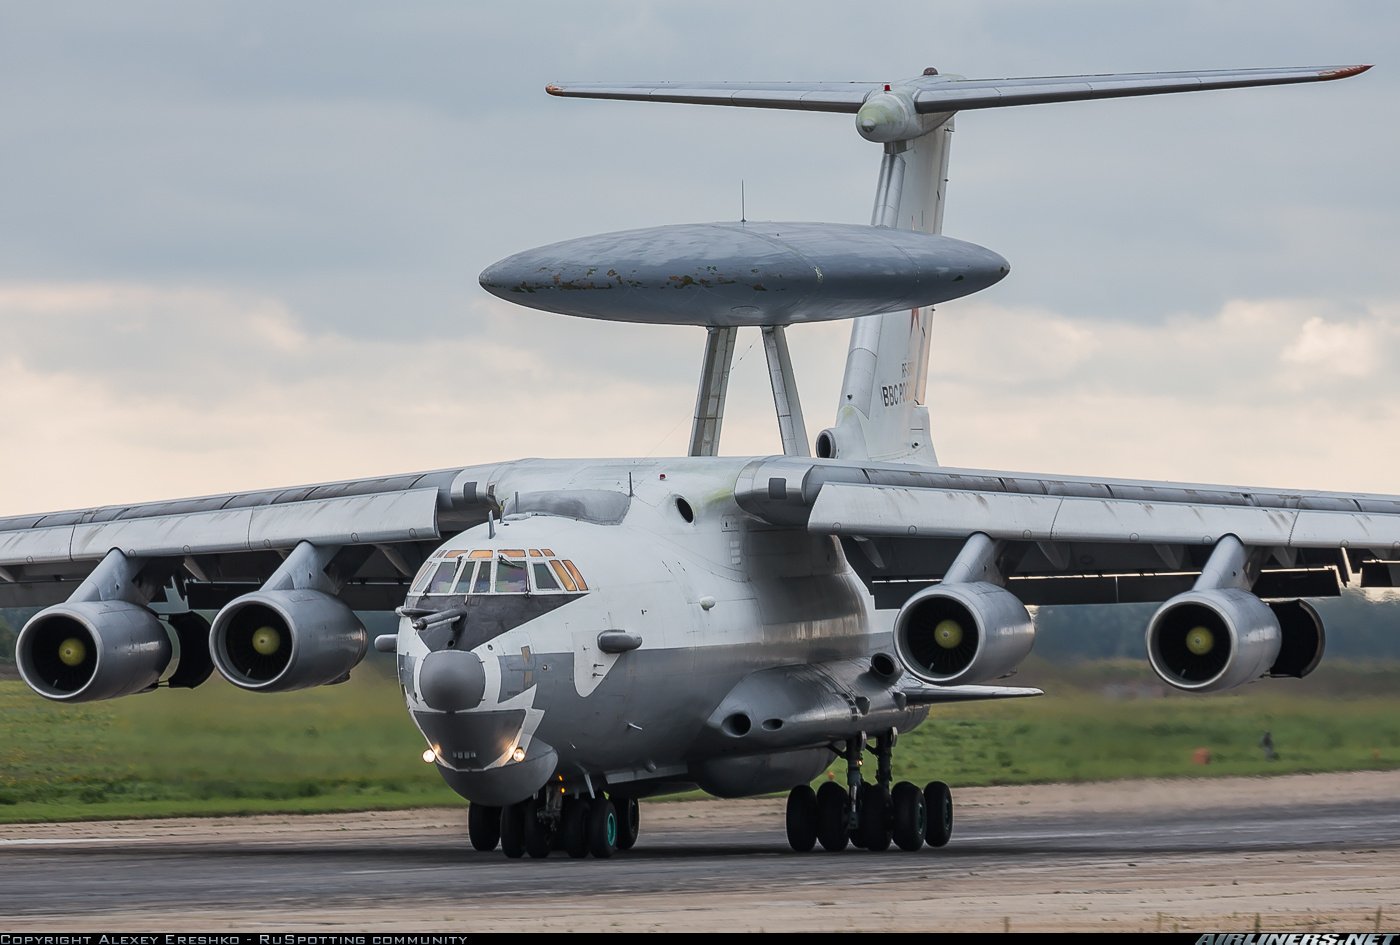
[408, 592, 581, 653]
[399, 457, 913, 806]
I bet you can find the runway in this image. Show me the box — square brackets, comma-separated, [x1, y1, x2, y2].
[4, 771, 1399, 932]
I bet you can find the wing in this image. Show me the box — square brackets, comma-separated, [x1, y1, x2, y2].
[0, 465, 503, 610]
[734, 457, 1400, 607]
[546, 66, 1370, 115]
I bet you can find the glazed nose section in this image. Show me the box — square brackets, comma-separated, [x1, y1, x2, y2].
[419, 649, 487, 712]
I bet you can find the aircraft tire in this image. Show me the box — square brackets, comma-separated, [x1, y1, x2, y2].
[468, 802, 501, 852]
[924, 780, 953, 848]
[815, 781, 849, 852]
[860, 782, 893, 852]
[499, 801, 526, 859]
[561, 798, 590, 859]
[785, 784, 818, 852]
[588, 797, 618, 859]
[615, 795, 640, 851]
[891, 781, 925, 852]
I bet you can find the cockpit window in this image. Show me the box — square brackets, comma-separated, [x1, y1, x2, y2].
[451, 561, 480, 594]
[412, 548, 589, 598]
[425, 560, 460, 595]
[410, 560, 436, 595]
[550, 559, 578, 592]
[562, 559, 589, 591]
[494, 557, 529, 594]
[532, 561, 562, 592]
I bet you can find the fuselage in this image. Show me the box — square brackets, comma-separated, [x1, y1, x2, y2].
[395, 457, 925, 806]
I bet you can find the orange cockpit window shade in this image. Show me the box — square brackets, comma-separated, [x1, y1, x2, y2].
[528, 549, 543, 557]
[501, 549, 526, 558]
[563, 560, 588, 591]
[549, 559, 578, 592]
[444, 549, 469, 558]
[468, 549, 493, 559]
[541, 548, 555, 557]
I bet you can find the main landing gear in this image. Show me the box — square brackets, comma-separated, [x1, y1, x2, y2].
[471, 792, 640, 859]
[785, 729, 953, 853]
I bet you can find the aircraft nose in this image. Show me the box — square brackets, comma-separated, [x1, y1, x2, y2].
[419, 649, 487, 712]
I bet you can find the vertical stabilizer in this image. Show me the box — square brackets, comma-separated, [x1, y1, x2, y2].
[819, 118, 953, 466]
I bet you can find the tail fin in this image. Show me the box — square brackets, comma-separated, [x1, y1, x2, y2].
[548, 65, 1370, 464]
[819, 120, 951, 465]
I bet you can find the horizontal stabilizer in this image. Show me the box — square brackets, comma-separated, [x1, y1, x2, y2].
[899, 681, 1043, 705]
[547, 65, 1370, 115]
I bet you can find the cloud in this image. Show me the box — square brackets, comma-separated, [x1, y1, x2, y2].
[925, 295, 1400, 492]
[2, 280, 1395, 516]
[0, 3, 1396, 513]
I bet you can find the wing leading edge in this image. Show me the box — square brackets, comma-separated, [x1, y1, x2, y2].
[733, 457, 1400, 607]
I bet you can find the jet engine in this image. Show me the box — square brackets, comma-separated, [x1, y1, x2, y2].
[16, 600, 172, 703]
[1145, 588, 1282, 692]
[210, 589, 367, 692]
[892, 582, 1035, 686]
[1266, 599, 1326, 679]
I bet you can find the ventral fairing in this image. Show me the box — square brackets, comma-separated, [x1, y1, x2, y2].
[4, 63, 1389, 859]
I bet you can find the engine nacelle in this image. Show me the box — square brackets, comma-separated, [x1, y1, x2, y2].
[210, 589, 367, 693]
[1146, 588, 1281, 692]
[893, 581, 1035, 685]
[16, 600, 172, 703]
[1267, 599, 1325, 679]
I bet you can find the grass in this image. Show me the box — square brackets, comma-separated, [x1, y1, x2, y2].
[0, 662, 460, 823]
[1, 659, 1397, 823]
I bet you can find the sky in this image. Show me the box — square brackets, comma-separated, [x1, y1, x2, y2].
[1, 0, 1396, 516]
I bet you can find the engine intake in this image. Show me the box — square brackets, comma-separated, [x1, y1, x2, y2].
[210, 589, 367, 692]
[893, 581, 1035, 685]
[1146, 588, 1281, 692]
[16, 601, 172, 703]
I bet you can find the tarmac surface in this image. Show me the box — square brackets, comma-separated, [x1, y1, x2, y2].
[2, 770, 1399, 932]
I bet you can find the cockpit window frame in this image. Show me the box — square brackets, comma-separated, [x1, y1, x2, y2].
[423, 558, 464, 596]
[412, 548, 591, 599]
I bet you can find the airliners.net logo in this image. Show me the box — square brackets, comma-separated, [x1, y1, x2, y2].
[1196, 935, 1396, 945]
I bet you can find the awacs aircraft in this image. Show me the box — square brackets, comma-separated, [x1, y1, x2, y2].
[4, 64, 1391, 860]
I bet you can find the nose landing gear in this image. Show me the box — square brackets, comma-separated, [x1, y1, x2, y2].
[784, 728, 952, 854]
[477, 790, 639, 859]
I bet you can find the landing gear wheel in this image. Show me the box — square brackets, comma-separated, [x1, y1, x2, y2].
[860, 782, 892, 852]
[468, 802, 501, 852]
[615, 795, 640, 851]
[785, 785, 818, 852]
[815, 781, 849, 852]
[523, 797, 552, 859]
[499, 801, 526, 859]
[560, 797, 590, 859]
[848, 782, 868, 848]
[891, 781, 925, 852]
[588, 797, 618, 859]
[924, 780, 953, 848]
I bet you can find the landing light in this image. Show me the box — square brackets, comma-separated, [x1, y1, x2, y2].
[511, 746, 526, 763]
[421, 748, 436, 764]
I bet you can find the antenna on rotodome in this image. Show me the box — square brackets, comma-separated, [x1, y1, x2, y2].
[740, 180, 746, 223]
